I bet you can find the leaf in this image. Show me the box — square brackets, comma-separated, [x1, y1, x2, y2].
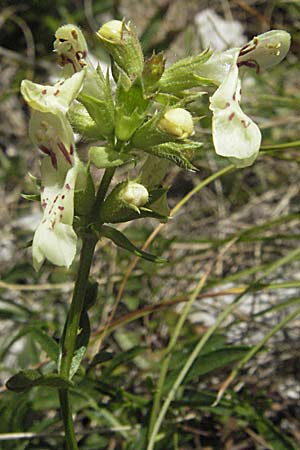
[69, 311, 90, 379]
[69, 347, 86, 379]
[100, 225, 165, 263]
[28, 326, 59, 362]
[255, 414, 298, 450]
[6, 370, 72, 392]
[83, 280, 99, 311]
[79, 93, 114, 138]
[0, 324, 59, 363]
[89, 146, 133, 168]
[68, 102, 102, 141]
[89, 351, 114, 368]
[21, 193, 40, 201]
[102, 346, 146, 378]
[144, 141, 202, 171]
[164, 346, 250, 393]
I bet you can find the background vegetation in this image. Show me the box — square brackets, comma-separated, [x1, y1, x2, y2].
[1, 0, 300, 449]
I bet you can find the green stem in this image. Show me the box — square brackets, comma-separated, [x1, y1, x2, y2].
[59, 236, 96, 450]
[59, 389, 79, 450]
[59, 236, 97, 378]
[58, 167, 115, 449]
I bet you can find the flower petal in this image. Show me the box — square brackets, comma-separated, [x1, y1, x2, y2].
[209, 54, 261, 167]
[29, 111, 75, 170]
[33, 154, 80, 270]
[33, 221, 77, 270]
[21, 70, 85, 114]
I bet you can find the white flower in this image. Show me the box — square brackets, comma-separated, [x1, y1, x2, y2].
[237, 30, 291, 71]
[209, 50, 261, 168]
[21, 72, 85, 269]
[32, 158, 79, 270]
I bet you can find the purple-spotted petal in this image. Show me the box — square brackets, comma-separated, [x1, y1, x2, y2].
[21, 70, 85, 114]
[209, 52, 261, 168]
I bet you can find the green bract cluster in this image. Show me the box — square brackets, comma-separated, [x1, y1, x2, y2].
[20, 21, 291, 269]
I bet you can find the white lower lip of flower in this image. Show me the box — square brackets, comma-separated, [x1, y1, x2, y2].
[210, 53, 261, 167]
[32, 158, 79, 270]
[212, 107, 261, 167]
[33, 222, 77, 270]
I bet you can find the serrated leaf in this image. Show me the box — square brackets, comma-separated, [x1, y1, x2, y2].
[6, 370, 72, 392]
[79, 93, 114, 138]
[158, 49, 213, 93]
[144, 141, 202, 171]
[89, 146, 133, 168]
[68, 102, 102, 141]
[100, 225, 164, 263]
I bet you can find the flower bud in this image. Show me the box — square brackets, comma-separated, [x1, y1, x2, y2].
[97, 20, 123, 42]
[120, 182, 149, 207]
[238, 30, 291, 71]
[158, 108, 194, 139]
[98, 181, 149, 223]
[96, 19, 144, 78]
[54, 25, 88, 75]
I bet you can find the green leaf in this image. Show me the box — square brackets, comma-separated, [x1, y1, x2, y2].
[89, 146, 133, 168]
[144, 141, 202, 171]
[74, 166, 95, 216]
[69, 346, 86, 379]
[115, 75, 149, 141]
[158, 49, 213, 94]
[79, 93, 114, 138]
[100, 225, 165, 263]
[69, 311, 91, 379]
[6, 370, 72, 392]
[89, 351, 114, 368]
[21, 193, 40, 201]
[83, 280, 99, 311]
[28, 326, 59, 362]
[0, 324, 59, 363]
[102, 346, 146, 377]
[164, 346, 250, 393]
[68, 102, 102, 141]
[255, 414, 298, 450]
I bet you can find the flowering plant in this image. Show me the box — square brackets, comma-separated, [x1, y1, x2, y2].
[7, 19, 290, 449]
